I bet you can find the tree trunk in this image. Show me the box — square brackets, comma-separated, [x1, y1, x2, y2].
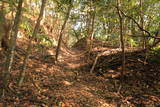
[117, 0, 125, 81]
[18, 0, 46, 86]
[131, 15, 136, 35]
[88, 9, 95, 58]
[0, 2, 4, 48]
[0, 2, 9, 50]
[55, 4, 72, 62]
[140, 0, 145, 49]
[2, 0, 24, 96]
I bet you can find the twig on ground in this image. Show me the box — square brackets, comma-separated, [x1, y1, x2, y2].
[90, 54, 99, 73]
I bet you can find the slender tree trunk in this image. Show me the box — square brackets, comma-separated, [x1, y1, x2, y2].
[103, 22, 107, 35]
[55, 4, 72, 62]
[140, 0, 145, 49]
[131, 15, 136, 35]
[86, 8, 91, 39]
[117, 0, 125, 81]
[2, 0, 24, 96]
[90, 54, 99, 73]
[86, 1, 96, 61]
[18, 0, 46, 86]
[108, 22, 113, 34]
[89, 9, 95, 57]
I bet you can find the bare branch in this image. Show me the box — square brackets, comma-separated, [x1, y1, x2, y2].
[114, 6, 160, 40]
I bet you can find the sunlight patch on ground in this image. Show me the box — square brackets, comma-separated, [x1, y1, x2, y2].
[98, 99, 115, 107]
[67, 63, 88, 69]
[62, 80, 73, 86]
[103, 69, 121, 78]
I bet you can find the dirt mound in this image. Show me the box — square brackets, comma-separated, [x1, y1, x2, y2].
[72, 37, 89, 51]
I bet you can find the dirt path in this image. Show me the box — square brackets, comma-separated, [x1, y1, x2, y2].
[53, 47, 160, 107]
[48, 48, 133, 107]
[0, 46, 160, 107]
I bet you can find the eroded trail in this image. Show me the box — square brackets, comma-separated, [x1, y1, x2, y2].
[58, 46, 123, 69]
[55, 46, 160, 107]
[59, 49, 88, 69]
[52, 47, 128, 107]
[0, 45, 160, 107]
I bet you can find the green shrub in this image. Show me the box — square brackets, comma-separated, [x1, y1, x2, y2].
[35, 34, 54, 47]
[149, 48, 160, 63]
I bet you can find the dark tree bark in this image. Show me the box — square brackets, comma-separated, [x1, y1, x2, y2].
[2, 0, 24, 96]
[18, 0, 47, 86]
[0, 2, 5, 48]
[0, 2, 10, 50]
[55, 4, 72, 62]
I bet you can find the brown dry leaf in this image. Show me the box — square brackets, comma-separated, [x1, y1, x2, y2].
[0, 103, 4, 107]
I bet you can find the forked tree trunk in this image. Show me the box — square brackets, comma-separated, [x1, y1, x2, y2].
[55, 4, 72, 62]
[18, 0, 46, 86]
[2, 0, 24, 96]
[117, 0, 125, 81]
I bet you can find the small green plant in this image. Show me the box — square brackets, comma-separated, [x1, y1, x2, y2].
[35, 34, 53, 47]
[127, 38, 138, 47]
[20, 20, 33, 36]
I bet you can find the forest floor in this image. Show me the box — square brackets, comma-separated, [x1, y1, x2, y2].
[0, 39, 160, 107]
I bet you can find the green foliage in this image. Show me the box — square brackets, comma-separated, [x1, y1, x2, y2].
[20, 20, 33, 36]
[95, 34, 108, 41]
[53, 0, 73, 13]
[149, 47, 160, 63]
[127, 38, 138, 47]
[17, 0, 160, 49]
[35, 34, 53, 47]
[68, 35, 77, 47]
[152, 47, 160, 56]
[8, 0, 17, 10]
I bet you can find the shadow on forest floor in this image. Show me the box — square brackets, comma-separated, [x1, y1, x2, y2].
[58, 47, 160, 107]
[0, 45, 160, 107]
